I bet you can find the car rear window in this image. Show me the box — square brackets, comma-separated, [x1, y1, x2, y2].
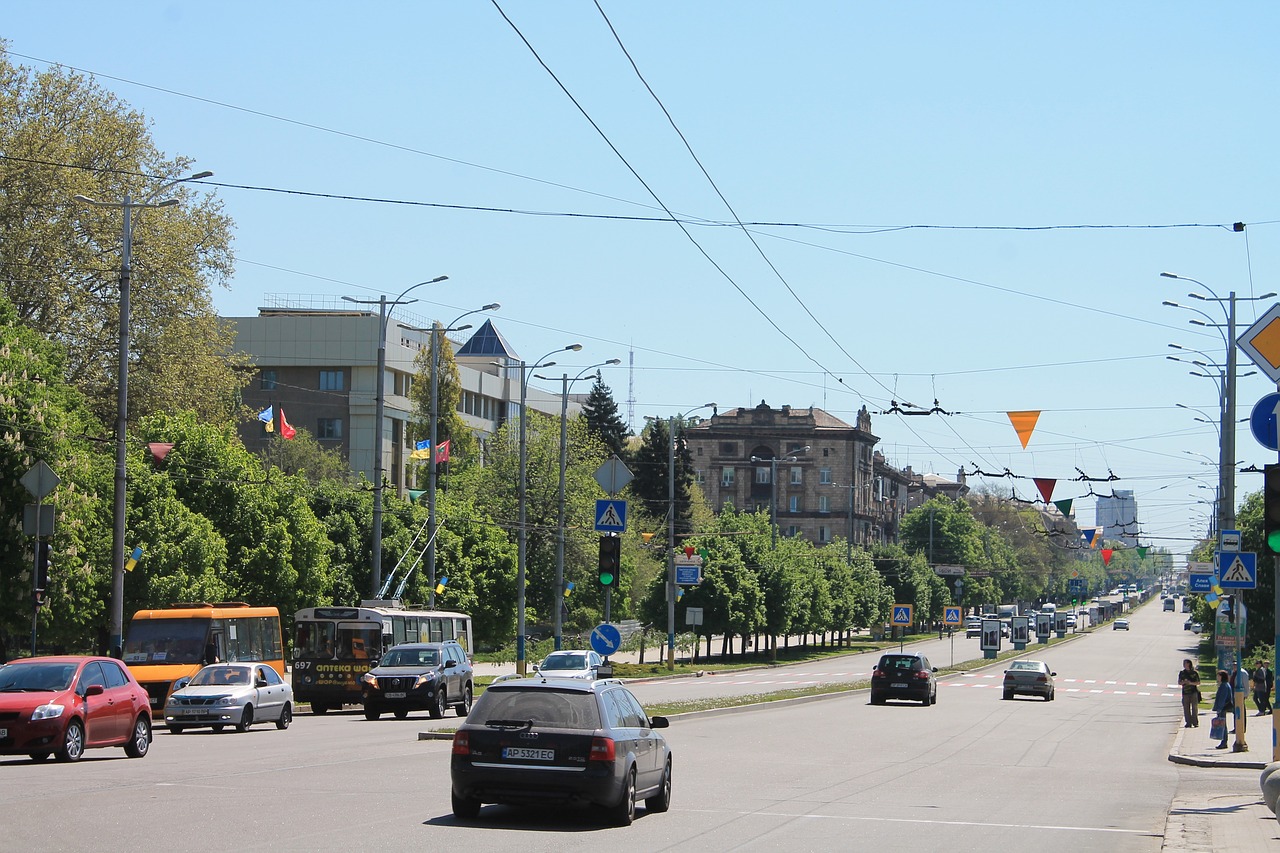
[1008, 661, 1041, 671]
[474, 687, 602, 730]
[880, 656, 921, 672]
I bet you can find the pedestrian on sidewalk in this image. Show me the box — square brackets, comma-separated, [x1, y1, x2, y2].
[1211, 669, 1233, 749]
[1252, 660, 1273, 715]
[1178, 659, 1201, 727]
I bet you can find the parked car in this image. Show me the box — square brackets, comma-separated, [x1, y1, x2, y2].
[870, 652, 937, 706]
[1002, 660, 1056, 701]
[361, 641, 473, 720]
[534, 649, 605, 680]
[164, 663, 293, 733]
[450, 677, 671, 825]
[1191, 622, 1203, 633]
[0, 655, 152, 762]
[1113, 619, 1130, 631]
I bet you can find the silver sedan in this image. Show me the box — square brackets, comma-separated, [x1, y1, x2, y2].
[164, 663, 294, 733]
[1002, 660, 1056, 701]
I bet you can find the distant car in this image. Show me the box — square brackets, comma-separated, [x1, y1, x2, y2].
[965, 625, 982, 639]
[164, 663, 293, 733]
[1113, 619, 1130, 631]
[1184, 618, 1193, 630]
[1164, 599, 1176, 611]
[361, 641, 473, 720]
[1191, 622, 1203, 634]
[534, 650, 605, 680]
[1003, 660, 1056, 701]
[0, 656, 152, 762]
[870, 652, 937, 706]
[450, 677, 671, 825]
[1065, 615, 1077, 628]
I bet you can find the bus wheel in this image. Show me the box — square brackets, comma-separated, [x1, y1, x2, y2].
[311, 702, 329, 715]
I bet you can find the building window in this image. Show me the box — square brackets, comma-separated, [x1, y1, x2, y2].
[755, 466, 771, 485]
[721, 468, 735, 487]
[789, 495, 801, 513]
[787, 443, 805, 454]
[319, 370, 344, 391]
[695, 470, 705, 485]
[818, 495, 830, 513]
[823, 447, 829, 458]
[317, 418, 343, 440]
[696, 446, 703, 456]
[790, 467, 802, 485]
[819, 526, 830, 543]
[785, 525, 799, 538]
[820, 467, 832, 485]
[720, 441, 736, 455]
[260, 369, 277, 390]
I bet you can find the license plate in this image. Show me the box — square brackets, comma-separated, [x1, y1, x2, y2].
[503, 747, 555, 761]
[384, 692, 406, 699]
[891, 682, 908, 689]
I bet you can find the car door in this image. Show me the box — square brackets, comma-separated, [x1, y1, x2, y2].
[445, 646, 464, 700]
[77, 662, 123, 745]
[605, 688, 651, 787]
[100, 660, 141, 739]
[254, 666, 283, 721]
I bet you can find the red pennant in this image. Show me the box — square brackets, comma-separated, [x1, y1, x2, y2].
[1101, 548, 1113, 566]
[1033, 478, 1056, 503]
[147, 442, 174, 463]
[685, 546, 695, 557]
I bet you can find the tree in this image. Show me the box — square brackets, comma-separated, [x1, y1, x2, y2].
[0, 46, 244, 427]
[409, 323, 476, 467]
[581, 378, 629, 459]
[629, 418, 696, 536]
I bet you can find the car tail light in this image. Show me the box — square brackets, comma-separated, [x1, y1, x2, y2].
[915, 671, 930, 680]
[872, 669, 885, 678]
[452, 732, 470, 756]
[589, 736, 616, 763]
[1036, 676, 1048, 683]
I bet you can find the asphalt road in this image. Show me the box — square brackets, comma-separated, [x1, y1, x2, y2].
[0, 598, 1248, 852]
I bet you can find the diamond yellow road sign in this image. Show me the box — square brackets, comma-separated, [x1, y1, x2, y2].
[1237, 303, 1280, 383]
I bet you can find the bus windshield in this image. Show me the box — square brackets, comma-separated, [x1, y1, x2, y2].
[122, 618, 210, 665]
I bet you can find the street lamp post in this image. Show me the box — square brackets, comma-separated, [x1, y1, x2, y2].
[516, 343, 583, 674]
[751, 447, 810, 549]
[344, 276, 448, 598]
[74, 169, 213, 659]
[427, 302, 499, 607]
[537, 359, 620, 650]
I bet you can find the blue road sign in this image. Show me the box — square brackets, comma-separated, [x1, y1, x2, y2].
[675, 564, 702, 585]
[1250, 393, 1280, 452]
[1217, 551, 1258, 589]
[594, 499, 627, 533]
[589, 623, 623, 656]
[943, 606, 962, 626]
[891, 604, 913, 626]
[1188, 573, 1214, 593]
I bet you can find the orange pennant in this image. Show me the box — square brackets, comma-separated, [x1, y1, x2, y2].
[1033, 478, 1056, 503]
[1007, 410, 1041, 449]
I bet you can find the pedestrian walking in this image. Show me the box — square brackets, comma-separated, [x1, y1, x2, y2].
[1211, 669, 1233, 750]
[1178, 659, 1200, 727]
[1253, 660, 1273, 715]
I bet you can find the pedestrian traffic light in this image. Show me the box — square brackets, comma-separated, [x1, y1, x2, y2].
[598, 535, 621, 588]
[1265, 464, 1280, 553]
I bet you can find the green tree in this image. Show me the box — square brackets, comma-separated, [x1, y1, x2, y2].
[409, 323, 476, 467]
[629, 418, 695, 536]
[581, 377, 629, 459]
[0, 46, 244, 427]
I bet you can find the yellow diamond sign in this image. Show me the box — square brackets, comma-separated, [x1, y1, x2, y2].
[1238, 303, 1280, 383]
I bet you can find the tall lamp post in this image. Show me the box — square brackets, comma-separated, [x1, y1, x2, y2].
[75, 168, 213, 659]
[343, 275, 448, 598]
[427, 302, 499, 607]
[750, 447, 810, 549]
[660, 403, 716, 670]
[536, 359, 621, 650]
[516, 343, 584, 674]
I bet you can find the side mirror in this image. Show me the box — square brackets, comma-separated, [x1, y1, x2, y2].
[256, 678, 268, 688]
[532, 664, 540, 673]
[649, 715, 670, 728]
[84, 684, 104, 697]
[444, 659, 457, 670]
[173, 677, 191, 692]
[1050, 672, 1057, 677]
[931, 667, 938, 672]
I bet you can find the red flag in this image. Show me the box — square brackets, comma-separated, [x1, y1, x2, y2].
[1101, 548, 1113, 566]
[435, 439, 450, 463]
[1033, 478, 1056, 504]
[279, 407, 296, 440]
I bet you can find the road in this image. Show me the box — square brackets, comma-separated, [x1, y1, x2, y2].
[0, 597, 1253, 852]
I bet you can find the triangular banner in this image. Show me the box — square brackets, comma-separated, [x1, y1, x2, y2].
[1033, 478, 1056, 503]
[1136, 546, 1148, 560]
[1053, 498, 1074, 517]
[1007, 410, 1041, 449]
[1101, 548, 1113, 566]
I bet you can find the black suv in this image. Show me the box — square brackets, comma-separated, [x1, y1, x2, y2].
[360, 641, 473, 720]
[450, 677, 672, 826]
[870, 651, 937, 706]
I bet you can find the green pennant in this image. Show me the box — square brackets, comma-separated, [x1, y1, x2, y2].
[1053, 498, 1073, 517]
[1136, 546, 1148, 560]
[408, 489, 427, 503]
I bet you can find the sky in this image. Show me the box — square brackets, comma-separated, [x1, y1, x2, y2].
[5, 2, 1280, 561]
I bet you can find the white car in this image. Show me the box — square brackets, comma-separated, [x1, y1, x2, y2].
[1113, 619, 1130, 631]
[533, 649, 606, 680]
[164, 663, 294, 733]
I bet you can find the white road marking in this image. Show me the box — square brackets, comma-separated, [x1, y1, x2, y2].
[681, 808, 1153, 835]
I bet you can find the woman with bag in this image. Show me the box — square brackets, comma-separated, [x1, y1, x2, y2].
[1211, 669, 1233, 749]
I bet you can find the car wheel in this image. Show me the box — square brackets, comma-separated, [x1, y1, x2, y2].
[236, 704, 254, 733]
[455, 684, 473, 717]
[28, 752, 50, 762]
[364, 706, 380, 721]
[276, 702, 293, 730]
[451, 790, 481, 820]
[212, 725, 225, 732]
[393, 708, 409, 720]
[124, 715, 151, 758]
[870, 692, 885, 705]
[608, 766, 637, 826]
[921, 692, 931, 706]
[1003, 691, 1013, 700]
[311, 702, 329, 714]
[55, 719, 85, 762]
[167, 724, 184, 734]
[645, 756, 672, 813]
[931, 689, 938, 706]
[430, 689, 446, 720]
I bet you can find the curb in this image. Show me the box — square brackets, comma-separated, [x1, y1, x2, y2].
[1166, 719, 1269, 770]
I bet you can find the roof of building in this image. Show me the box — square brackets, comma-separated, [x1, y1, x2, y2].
[694, 402, 861, 431]
[456, 319, 518, 360]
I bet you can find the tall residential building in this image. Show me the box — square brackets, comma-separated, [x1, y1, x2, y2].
[1095, 489, 1138, 547]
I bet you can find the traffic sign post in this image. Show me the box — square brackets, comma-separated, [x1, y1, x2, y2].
[891, 604, 913, 652]
[1217, 551, 1258, 590]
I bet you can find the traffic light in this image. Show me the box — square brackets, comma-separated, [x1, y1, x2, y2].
[35, 539, 50, 592]
[1266, 464, 1280, 553]
[598, 535, 621, 588]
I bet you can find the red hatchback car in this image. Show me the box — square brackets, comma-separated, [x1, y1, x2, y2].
[0, 656, 152, 762]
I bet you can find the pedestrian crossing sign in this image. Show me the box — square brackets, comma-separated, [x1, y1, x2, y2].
[594, 499, 627, 533]
[891, 604, 914, 626]
[1216, 550, 1257, 589]
[943, 607, 962, 626]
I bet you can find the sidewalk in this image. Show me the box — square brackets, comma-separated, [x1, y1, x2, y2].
[1164, 722, 1278, 851]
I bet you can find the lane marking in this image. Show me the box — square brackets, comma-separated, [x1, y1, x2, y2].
[680, 808, 1154, 836]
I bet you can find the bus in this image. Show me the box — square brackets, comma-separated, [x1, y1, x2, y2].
[123, 602, 285, 710]
[292, 602, 473, 712]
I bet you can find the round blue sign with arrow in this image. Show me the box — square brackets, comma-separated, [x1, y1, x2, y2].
[1250, 392, 1280, 452]
[589, 623, 622, 656]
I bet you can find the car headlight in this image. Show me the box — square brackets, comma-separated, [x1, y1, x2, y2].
[31, 703, 65, 720]
[361, 673, 378, 688]
[213, 696, 238, 706]
[413, 674, 434, 689]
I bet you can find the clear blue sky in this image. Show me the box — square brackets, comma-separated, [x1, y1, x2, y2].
[6, 3, 1280, 558]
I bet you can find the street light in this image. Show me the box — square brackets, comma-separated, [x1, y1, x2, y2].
[343, 275, 448, 597]
[535, 358, 621, 649]
[516, 343, 583, 674]
[750, 447, 811, 549]
[426, 302, 499, 607]
[75, 168, 213, 659]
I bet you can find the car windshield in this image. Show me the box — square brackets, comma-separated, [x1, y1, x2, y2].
[1009, 661, 1042, 672]
[189, 666, 252, 686]
[383, 648, 438, 667]
[541, 654, 587, 671]
[0, 662, 77, 692]
[475, 687, 602, 730]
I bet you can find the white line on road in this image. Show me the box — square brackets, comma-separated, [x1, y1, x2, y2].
[680, 808, 1155, 835]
